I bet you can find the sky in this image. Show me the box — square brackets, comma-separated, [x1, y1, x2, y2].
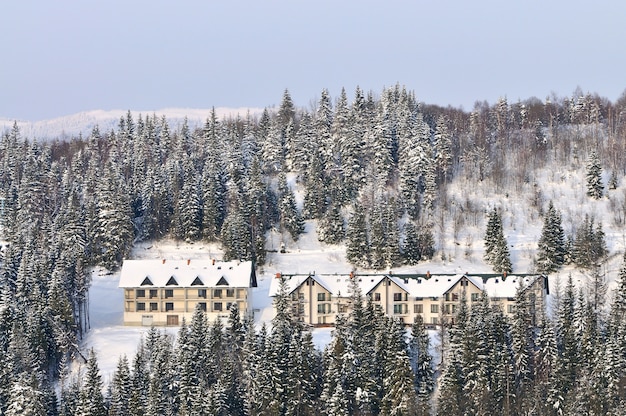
[2, 0, 626, 121]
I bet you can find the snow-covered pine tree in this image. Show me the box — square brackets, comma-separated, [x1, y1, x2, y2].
[484, 208, 512, 273]
[434, 114, 452, 184]
[277, 172, 305, 241]
[536, 200, 566, 273]
[409, 315, 434, 415]
[108, 355, 132, 416]
[572, 215, 608, 269]
[77, 349, 107, 416]
[586, 150, 604, 199]
[317, 203, 345, 244]
[346, 204, 370, 268]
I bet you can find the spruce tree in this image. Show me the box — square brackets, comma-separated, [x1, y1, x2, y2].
[484, 208, 512, 273]
[317, 203, 345, 244]
[346, 204, 370, 268]
[585, 150, 604, 199]
[277, 173, 305, 241]
[409, 315, 434, 415]
[77, 349, 107, 416]
[536, 200, 566, 273]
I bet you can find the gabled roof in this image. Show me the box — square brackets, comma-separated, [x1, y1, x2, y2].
[119, 260, 254, 288]
[269, 272, 545, 300]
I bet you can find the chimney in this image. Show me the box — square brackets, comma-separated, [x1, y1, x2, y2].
[212, 259, 215, 265]
[275, 273, 282, 279]
[162, 259, 166, 264]
[426, 271, 431, 279]
[187, 259, 191, 265]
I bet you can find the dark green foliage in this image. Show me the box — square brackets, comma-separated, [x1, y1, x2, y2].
[5, 86, 626, 415]
[317, 203, 345, 244]
[277, 173, 305, 241]
[536, 201, 566, 273]
[572, 215, 608, 269]
[483, 208, 513, 273]
[586, 151, 604, 199]
[346, 205, 370, 268]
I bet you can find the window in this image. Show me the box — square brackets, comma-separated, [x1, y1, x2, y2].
[165, 289, 173, 298]
[137, 302, 146, 311]
[214, 302, 223, 311]
[431, 317, 438, 325]
[445, 293, 450, 302]
[198, 302, 207, 312]
[198, 289, 207, 298]
[452, 293, 459, 301]
[431, 304, 439, 314]
[444, 304, 450, 314]
[214, 289, 222, 298]
[393, 304, 406, 314]
[507, 304, 516, 314]
[338, 304, 348, 314]
[374, 293, 381, 302]
[317, 292, 326, 302]
[414, 304, 423, 314]
[165, 302, 173, 311]
[136, 289, 145, 298]
[471, 293, 479, 302]
[317, 303, 330, 314]
[149, 302, 158, 311]
[226, 289, 235, 298]
[393, 293, 403, 302]
[227, 302, 233, 311]
[452, 304, 458, 314]
[149, 289, 158, 299]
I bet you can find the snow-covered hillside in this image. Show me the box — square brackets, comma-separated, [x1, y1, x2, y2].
[0, 107, 263, 140]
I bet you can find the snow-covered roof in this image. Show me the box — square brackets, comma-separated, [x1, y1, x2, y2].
[269, 272, 543, 300]
[118, 259, 254, 288]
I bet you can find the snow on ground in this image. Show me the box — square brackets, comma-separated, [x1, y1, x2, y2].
[81, 229, 356, 380]
[82, 159, 626, 380]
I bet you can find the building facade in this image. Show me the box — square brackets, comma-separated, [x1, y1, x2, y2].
[119, 259, 257, 326]
[269, 272, 549, 327]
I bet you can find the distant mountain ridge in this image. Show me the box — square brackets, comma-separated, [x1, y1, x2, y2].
[0, 107, 264, 140]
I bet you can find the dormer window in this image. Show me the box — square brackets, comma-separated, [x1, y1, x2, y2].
[166, 276, 178, 286]
[141, 277, 153, 286]
[191, 276, 203, 286]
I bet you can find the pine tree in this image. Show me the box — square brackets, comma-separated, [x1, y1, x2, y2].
[277, 173, 305, 241]
[572, 215, 607, 269]
[409, 315, 434, 415]
[317, 203, 345, 244]
[382, 348, 419, 416]
[434, 114, 452, 184]
[484, 208, 512, 273]
[586, 150, 604, 199]
[510, 281, 535, 414]
[77, 349, 107, 416]
[536, 201, 566, 273]
[108, 355, 131, 416]
[5, 375, 47, 416]
[346, 204, 369, 268]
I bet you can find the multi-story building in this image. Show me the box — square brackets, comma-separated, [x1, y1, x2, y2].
[269, 272, 549, 326]
[119, 259, 257, 326]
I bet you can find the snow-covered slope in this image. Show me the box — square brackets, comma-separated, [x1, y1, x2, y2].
[0, 107, 264, 140]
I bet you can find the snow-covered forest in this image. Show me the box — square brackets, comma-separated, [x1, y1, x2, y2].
[2, 84, 626, 414]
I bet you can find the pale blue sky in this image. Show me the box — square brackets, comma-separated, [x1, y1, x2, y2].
[2, 1, 625, 121]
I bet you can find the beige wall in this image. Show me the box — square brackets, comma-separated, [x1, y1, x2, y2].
[283, 276, 547, 327]
[124, 286, 251, 326]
